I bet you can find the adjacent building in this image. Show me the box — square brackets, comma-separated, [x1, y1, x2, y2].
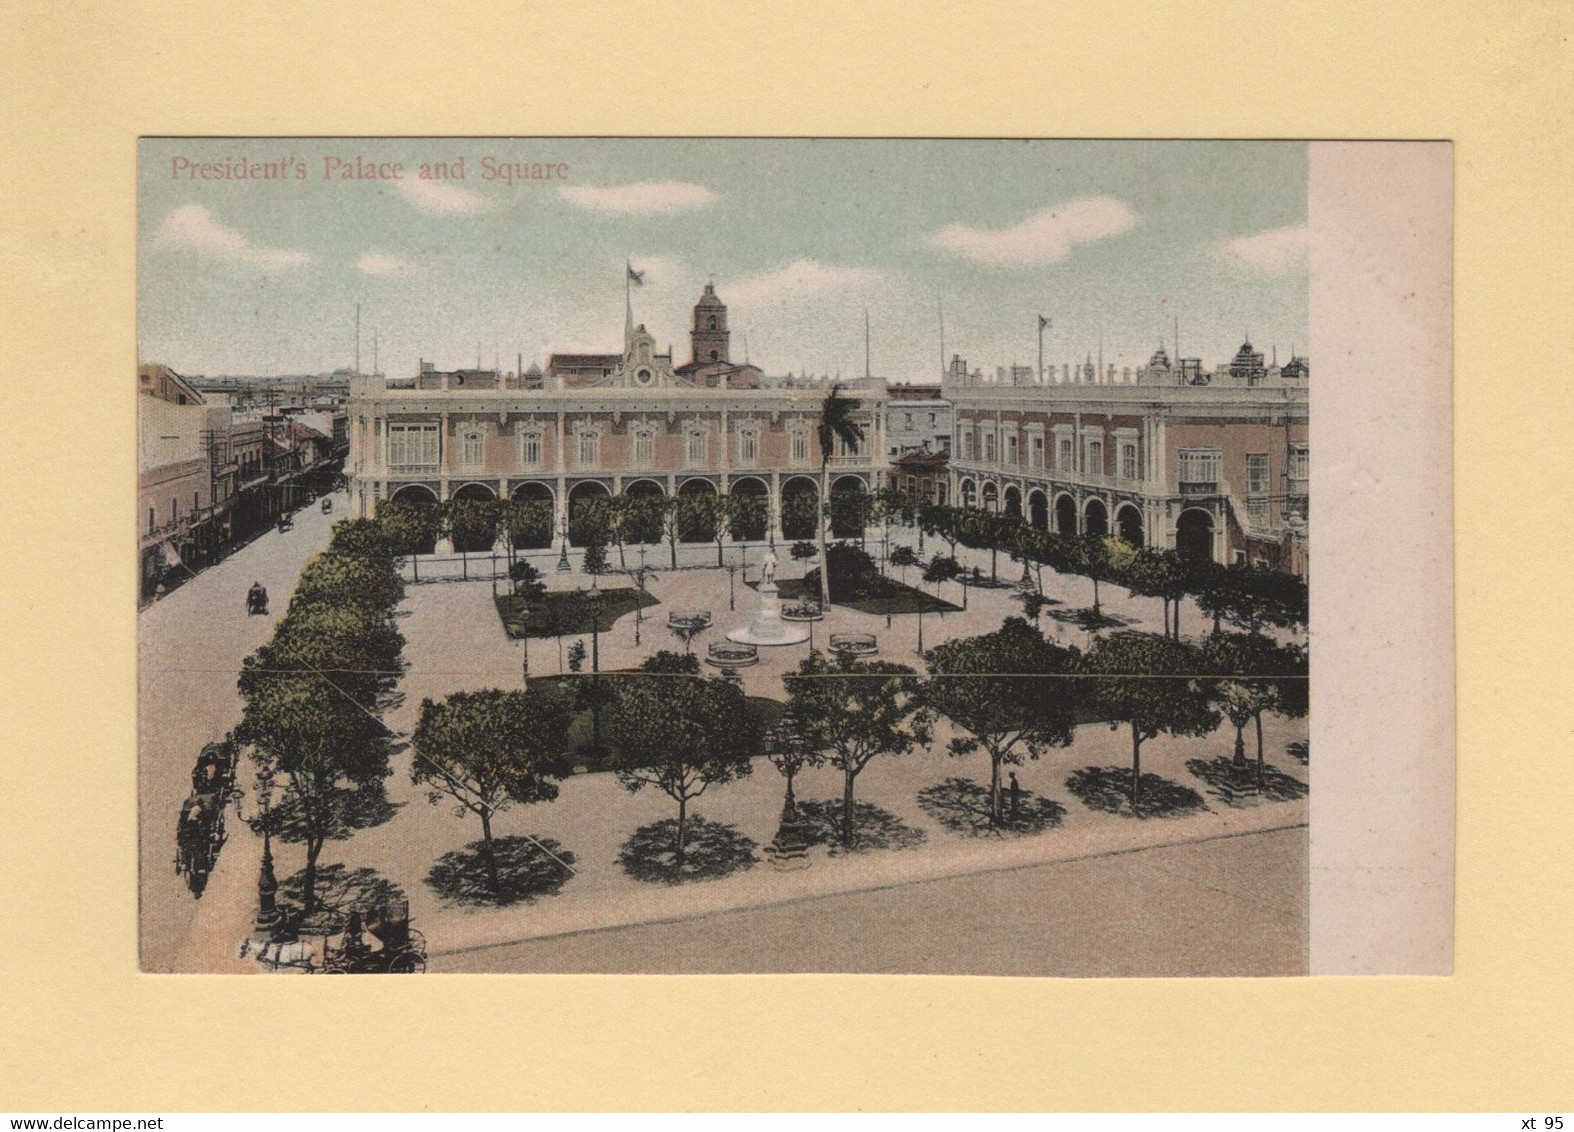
[138, 363, 347, 600]
[945, 341, 1309, 574]
[884, 382, 952, 458]
[346, 286, 886, 547]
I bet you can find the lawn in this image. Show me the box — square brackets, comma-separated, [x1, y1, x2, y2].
[495, 587, 659, 640]
[547, 686, 786, 774]
[767, 576, 962, 616]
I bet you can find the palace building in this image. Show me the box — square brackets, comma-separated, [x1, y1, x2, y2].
[346, 285, 885, 547]
[945, 342, 1309, 574]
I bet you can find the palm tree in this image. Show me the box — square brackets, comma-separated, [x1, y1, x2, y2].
[815, 383, 865, 610]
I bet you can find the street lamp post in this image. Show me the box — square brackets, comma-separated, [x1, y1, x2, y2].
[253, 767, 284, 939]
[588, 579, 603, 753]
[726, 560, 738, 612]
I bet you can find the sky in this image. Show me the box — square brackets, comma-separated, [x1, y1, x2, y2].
[137, 139, 1308, 382]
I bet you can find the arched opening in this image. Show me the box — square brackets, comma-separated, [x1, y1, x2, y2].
[781, 475, 819, 541]
[1115, 504, 1145, 547]
[677, 477, 716, 543]
[1003, 485, 1022, 521]
[568, 480, 612, 547]
[982, 482, 999, 513]
[1084, 497, 1109, 538]
[386, 484, 440, 554]
[1054, 493, 1078, 535]
[622, 478, 665, 545]
[507, 482, 554, 549]
[1176, 507, 1215, 564]
[830, 474, 867, 540]
[730, 476, 769, 541]
[1029, 490, 1049, 531]
[960, 479, 977, 510]
[449, 482, 498, 552]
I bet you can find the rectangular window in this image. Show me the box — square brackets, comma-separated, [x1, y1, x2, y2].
[984, 433, 996, 462]
[835, 433, 858, 459]
[461, 430, 485, 468]
[578, 432, 599, 467]
[633, 432, 652, 466]
[1087, 440, 1103, 474]
[1248, 497, 1270, 527]
[1032, 436, 1044, 469]
[1006, 435, 1018, 466]
[904, 412, 913, 427]
[1057, 438, 1073, 470]
[1178, 448, 1222, 492]
[929, 412, 937, 426]
[148, 507, 155, 533]
[1246, 453, 1270, 494]
[388, 423, 440, 468]
[519, 432, 542, 467]
[193, 491, 200, 511]
[687, 431, 707, 466]
[170, 498, 177, 522]
[739, 431, 757, 465]
[792, 432, 808, 463]
[1121, 443, 1138, 481]
[1289, 445, 1309, 480]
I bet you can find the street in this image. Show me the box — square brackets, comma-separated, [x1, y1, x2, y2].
[433, 825, 1307, 976]
[137, 492, 343, 972]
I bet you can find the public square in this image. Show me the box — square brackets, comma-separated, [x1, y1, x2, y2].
[139, 490, 1309, 976]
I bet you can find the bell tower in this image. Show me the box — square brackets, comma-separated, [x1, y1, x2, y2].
[690, 283, 730, 366]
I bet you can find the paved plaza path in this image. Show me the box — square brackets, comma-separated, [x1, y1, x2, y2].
[433, 826, 1308, 976]
[138, 518, 1310, 974]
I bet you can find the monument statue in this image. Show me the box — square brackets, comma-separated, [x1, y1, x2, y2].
[760, 548, 778, 586]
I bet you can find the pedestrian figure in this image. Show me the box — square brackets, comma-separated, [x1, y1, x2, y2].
[1008, 771, 1021, 826]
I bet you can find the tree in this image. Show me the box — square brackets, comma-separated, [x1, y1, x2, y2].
[606, 673, 761, 865]
[1122, 547, 1190, 639]
[784, 652, 931, 847]
[447, 498, 500, 554]
[506, 498, 555, 557]
[410, 687, 573, 894]
[889, 544, 918, 586]
[919, 502, 961, 558]
[1205, 632, 1309, 788]
[923, 553, 962, 608]
[814, 384, 865, 610]
[620, 493, 667, 550]
[954, 508, 1006, 582]
[789, 540, 818, 580]
[925, 618, 1080, 824]
[377, 498, 442, 556]
[1069, 533, 1118, 618]
[1085, 632, 1221, 813]
[509, 559, 546, 603]
[581, 531, 610, 577]
[291, 547, 403, 616]
[236, 598, 402, 917]
[543, 591, 590, 673]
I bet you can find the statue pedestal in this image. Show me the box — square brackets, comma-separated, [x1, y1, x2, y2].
[727, 581, 809, 646]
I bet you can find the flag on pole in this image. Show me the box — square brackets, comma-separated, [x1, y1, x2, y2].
[627, 262, 645, 286]
[1038, 314, 1050, 330]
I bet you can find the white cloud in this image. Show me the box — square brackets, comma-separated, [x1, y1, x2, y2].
[153, 204, 310, 272]
[928, 197, 1138, 267]
[721, 259, 881, 308]
[558, 180, 718, 215]
[357, 252, 416, 278]
[1215, 223, 1308, 273]
[395, 179, 494, 215]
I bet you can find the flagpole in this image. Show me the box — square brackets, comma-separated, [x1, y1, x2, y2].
[1037, 315, 1044, 384]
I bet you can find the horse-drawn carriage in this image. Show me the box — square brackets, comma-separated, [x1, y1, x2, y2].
[175, 740, 243, 897]
[318, 900, 427, 974]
